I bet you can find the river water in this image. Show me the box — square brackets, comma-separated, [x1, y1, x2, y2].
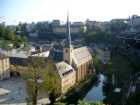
[84, 74, 106, 102]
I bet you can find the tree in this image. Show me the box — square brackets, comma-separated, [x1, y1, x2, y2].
[126, 90, 140, 105]
[110, 21, 128, 33]
[78, 100, 105, 105]
[55, 102, 66, 105]
[23, 57, 60, 105]
[84, 29, 112, 44]
[0, 24, 5, 38]
[42, 59, 60, 105]
[23, 57, 46, 105]
[18, 22, 28, 36]
[54, 101, 105, 105]
[0, 24, 27, 49]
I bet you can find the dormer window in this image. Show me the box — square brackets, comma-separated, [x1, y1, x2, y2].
[62, 69, 73, 76]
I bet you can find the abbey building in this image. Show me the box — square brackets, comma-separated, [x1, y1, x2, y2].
[55, 13, 95, 94]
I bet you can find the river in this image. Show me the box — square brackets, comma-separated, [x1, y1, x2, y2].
[84, 74, 106, 102]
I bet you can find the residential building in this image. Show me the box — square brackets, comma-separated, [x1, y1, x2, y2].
[0, 54, 10, 80]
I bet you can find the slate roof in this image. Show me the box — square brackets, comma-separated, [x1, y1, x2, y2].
[72, 46, 92, 67]
[55, 61, 74, 78]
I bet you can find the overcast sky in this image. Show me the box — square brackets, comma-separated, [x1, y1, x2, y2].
[1, 0, 140, 25]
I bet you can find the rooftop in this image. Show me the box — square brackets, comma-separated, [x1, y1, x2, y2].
[72, 46, 92, 67]
[55, 61, 74, 78]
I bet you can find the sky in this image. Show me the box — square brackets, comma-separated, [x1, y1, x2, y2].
[1, 0, 140, 25]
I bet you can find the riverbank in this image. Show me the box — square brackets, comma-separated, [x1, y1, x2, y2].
[84, 74, 106, 102]
[61, 74, 98, 104]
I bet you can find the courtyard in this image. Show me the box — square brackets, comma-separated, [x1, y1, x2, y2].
[0, 78, 27, 105]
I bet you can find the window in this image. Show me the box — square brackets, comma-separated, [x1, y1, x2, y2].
[65, 49, 68, 53]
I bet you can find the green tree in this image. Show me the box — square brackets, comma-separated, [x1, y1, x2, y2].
[42, 59, 60, 105]
[78, 100, 105, 105]
[110, 21, 128, 33]
[55, 102, 66, 105]
[85, 29, 112, 44]
[23, 57, 60, 105]
[23, 57, 46, 105]
[0, 24, 27, 49]
[0, 24, 5, 38]
[126, 90, 140, 105]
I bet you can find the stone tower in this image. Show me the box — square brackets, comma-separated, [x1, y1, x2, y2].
[63, 12, 73, 65]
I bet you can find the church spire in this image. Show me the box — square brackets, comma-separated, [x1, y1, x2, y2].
[63, 12, 73, 65]
[66, 11, 72, 48]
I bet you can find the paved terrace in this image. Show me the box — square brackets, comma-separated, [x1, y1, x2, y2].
[0, 78, 50, 105]
[0, 78, 27, 105]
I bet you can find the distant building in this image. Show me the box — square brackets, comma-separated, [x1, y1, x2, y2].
[26, 23, 36, 33]
[52, 21, 85, 34]
[52, 25, 84, 34]
[130, 15, 140, 26]
[28, 32, 38, 38]
[51, 19, 60, 27]
[111, 19, 128, 23]
[0, 54, 10, 80]
[31, 50, 50, 57]
[94, 45, 111, 64]
[52, 25, 66, 34]
[72, 22, 84, 26]
[85, 19, 96, 30]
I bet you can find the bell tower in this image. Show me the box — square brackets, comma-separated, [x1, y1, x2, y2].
[63, 12, 73, 65]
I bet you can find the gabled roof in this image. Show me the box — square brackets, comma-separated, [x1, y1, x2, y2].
[72, 46, 92, 67]
[55, 61, 74, 78]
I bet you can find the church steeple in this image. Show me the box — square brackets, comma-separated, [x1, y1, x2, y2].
[66, 11, 72, 48]
[63, 12, 73, 65]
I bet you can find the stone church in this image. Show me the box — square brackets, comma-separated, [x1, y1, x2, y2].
[63, 13, 94, 81]
[55, 13, 95, 94]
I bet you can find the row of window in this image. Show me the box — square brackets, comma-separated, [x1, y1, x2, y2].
[77, 61, 92, 81]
